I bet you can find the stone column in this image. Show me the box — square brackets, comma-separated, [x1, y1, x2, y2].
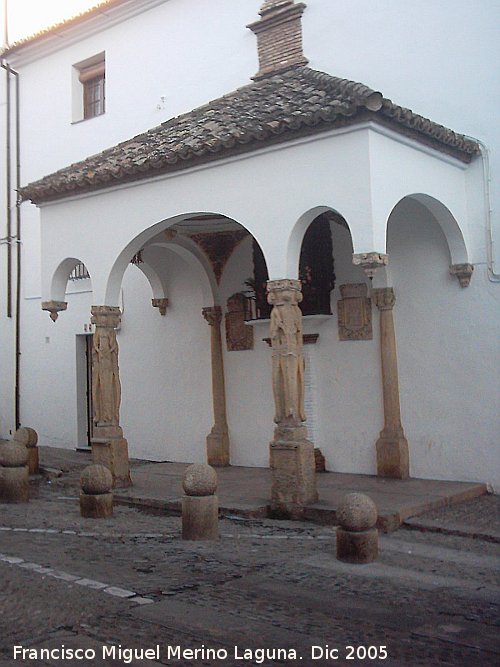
[90, 306, 131, 487]
[372, 288, 410, 479]
[202, 306, 230, 466]
[267, 279, 318, 517]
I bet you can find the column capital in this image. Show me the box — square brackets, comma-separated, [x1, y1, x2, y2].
[266, 278, 303, 306]
[352, 252, 388, 279]
[373, 287, 396, 311]
[202, 306, 222, 327]
[91, 305, 121, 329]
[41, 300, 67, 322]
[449, 263, 474, 288]
[152, 298, 169, 316]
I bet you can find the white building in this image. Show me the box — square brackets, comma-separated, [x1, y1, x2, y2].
[1, 0, 499, 492]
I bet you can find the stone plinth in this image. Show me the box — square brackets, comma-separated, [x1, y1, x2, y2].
[80, 464, 113, 518]
[0, 441, 29, 503]
[91, 438, 131, 488]
[336, 493, 378, 563]
[270, 427, 318, 518]
[14, 427, 39, 475]
[182, 463, 219, 540]
[376, 435, 410, 481]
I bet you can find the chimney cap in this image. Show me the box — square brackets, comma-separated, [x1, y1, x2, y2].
[259, 0, 294, 15]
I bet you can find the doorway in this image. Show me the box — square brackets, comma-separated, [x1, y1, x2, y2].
[76, 333, 94, 449]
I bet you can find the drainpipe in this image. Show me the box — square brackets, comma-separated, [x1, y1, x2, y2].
[466, 136, 499, 283]
[2, 60, 12, 317]
[2, 59, 21, 428]
[13, 63, 20, 429]
[478, 140, 500, 283]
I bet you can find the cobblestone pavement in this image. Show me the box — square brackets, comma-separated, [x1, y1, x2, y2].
[0, 468, 498, 666]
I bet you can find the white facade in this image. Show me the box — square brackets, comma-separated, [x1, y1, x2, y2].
[1, 0, 499, 489]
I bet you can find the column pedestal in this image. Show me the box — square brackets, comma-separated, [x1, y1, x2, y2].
[270, 426, 318, 518]
[376, 433, 409, 480]
[206, 428, 230, 467]
[91, 436, 131, 488]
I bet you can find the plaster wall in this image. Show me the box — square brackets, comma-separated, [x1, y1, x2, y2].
[117, 257, 212, 463]
[37, 127, 473, 303]
[387, 198, 500, 489]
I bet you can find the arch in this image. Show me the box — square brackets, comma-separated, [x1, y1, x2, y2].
[104, 212, 268, 308]
[50, 257, 93, 302]
[387, 194, 469, 265]
[286, 206, 353, 279]
[131, 256, 168, 302]
[149, 241, 215, 305]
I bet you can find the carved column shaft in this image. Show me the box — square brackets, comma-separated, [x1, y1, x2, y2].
[374, 289, 403, 435]
[202, 306, 230, 466]
[373, 288, 409, 479]
[266, 279, 317, 516]
[90, 305, 131, 487]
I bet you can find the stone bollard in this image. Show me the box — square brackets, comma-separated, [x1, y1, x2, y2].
[0, 441, 29, 503]
[13, 427, 39, 475]
[336, 493, 378, 563]
[182, 463, 219, 540]
[80, 464, 113, 518]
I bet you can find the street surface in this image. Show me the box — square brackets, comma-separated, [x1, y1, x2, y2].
[0, 458, 498, 666]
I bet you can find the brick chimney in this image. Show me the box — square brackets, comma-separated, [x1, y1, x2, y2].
[247, 0, 308, 80]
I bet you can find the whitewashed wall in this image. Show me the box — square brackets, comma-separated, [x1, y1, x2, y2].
[0, 0, 498, 488]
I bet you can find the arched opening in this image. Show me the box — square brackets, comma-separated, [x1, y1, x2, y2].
[50, 257, 93, 303]
[101, 212, 272, 466]
[387, 194, 469, 266]
[292, 208, 355, 316]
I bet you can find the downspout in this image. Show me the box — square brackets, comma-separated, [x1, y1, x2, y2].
[466, 136, 500, 283]
[1, 59, 21, 427]
[2, 60, 12, 317]
[13, 63, 21, 428]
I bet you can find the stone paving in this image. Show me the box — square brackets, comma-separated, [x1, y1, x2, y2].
[0, 446, 498, 666]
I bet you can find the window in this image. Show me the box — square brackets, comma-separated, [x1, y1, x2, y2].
[80, 62, 105, 119]
[298, 214, 335, 315]
[73, 53, 105, 122]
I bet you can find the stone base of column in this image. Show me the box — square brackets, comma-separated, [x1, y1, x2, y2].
[376, 434, 410, 479]
[91, 437, 132, 488]
[206, 428, 230, 467]
[269, 427, 318, 518]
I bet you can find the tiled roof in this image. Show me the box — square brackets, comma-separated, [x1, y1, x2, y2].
[21, 67, 479, 204]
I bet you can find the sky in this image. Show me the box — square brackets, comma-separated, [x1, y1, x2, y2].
[1, 0, 104, 46]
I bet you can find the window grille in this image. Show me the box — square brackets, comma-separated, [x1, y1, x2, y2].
[69, 263, 90, 281]
[79, 61, 105, 119]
